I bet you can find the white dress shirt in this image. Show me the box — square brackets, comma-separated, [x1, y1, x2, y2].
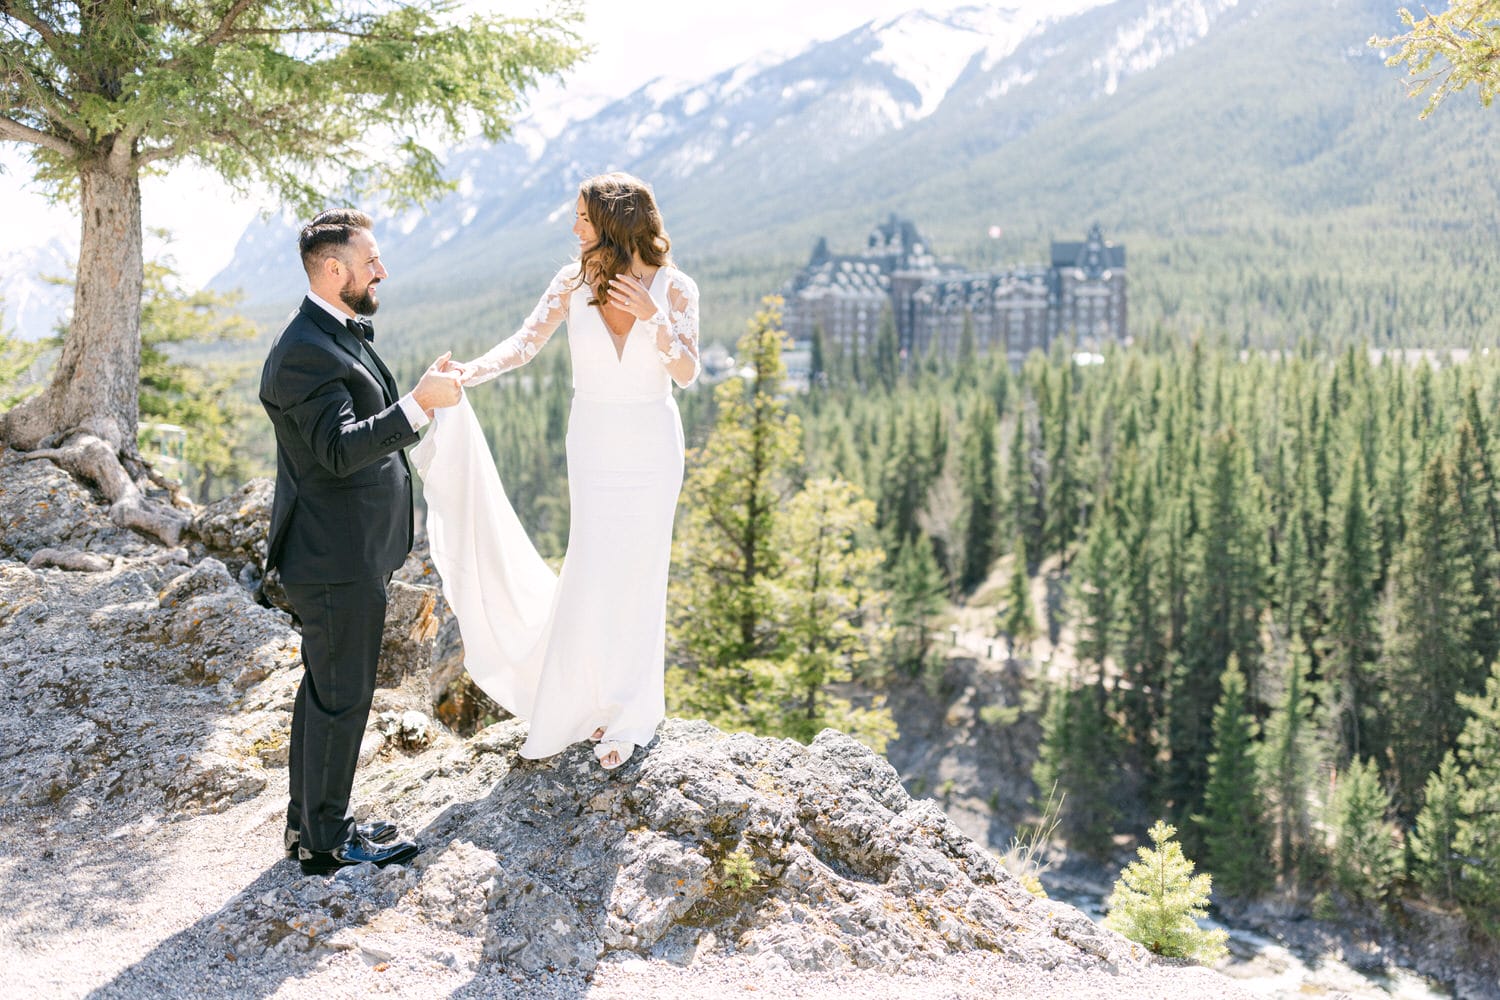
[306, 290, 428, 431]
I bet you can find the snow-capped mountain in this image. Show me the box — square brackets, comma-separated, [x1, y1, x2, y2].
[215, 0, 1259, 302]
[11, 0, 1443, 353]
[0, 240, 72, 342]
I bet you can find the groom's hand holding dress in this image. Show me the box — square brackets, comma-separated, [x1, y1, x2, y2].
[260, 209, 462, 876]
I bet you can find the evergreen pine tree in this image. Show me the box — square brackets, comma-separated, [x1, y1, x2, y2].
[1275, 475, 1316, 647]
[956, 310, 977, 387]
[1257, 638, 1322, 889]
[1452, 661, 1500, 931]
[1033, 680, 1119, 857]
[1327, 757, 1401, 908]
[670, 299, 802, 727]
[888, 533, 948, 675]
[770, 477, 896, 750]
[809, 322, 828, 390]
[1318, 451, 1380, 763]
[1113, 462, 1168, 775]
[1452, 418, 1500, 669]
[1006, 405, 1043, 561]
[1000, 536, 1037, 655]
[1104, 820, 1228, 963]
[1043, 364, 1078, 560]
[873, 307, 900, 392]
[1170, 428, 1266, 836]
[1378, 452, 1481, 816]
[1197, 657, 1273, 898]
[1411, 751, 1464, 905]
[959, 397, 1001, 592]
[876, 406, 929, 548]
[1072, 502, 1117, 673]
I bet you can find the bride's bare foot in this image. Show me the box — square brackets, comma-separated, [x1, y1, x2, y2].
[590, 727, 605, 742]
[595, 740, 633, 771]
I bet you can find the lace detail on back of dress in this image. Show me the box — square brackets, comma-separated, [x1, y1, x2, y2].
[462, 265, 577, 386]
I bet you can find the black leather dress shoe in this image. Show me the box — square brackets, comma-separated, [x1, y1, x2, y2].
[298, 833, 421, 876]
[284, 820, 400, 857]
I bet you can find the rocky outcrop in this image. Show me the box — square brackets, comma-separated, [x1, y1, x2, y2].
[0, 460, 1245, 998]
[213, 719, 1151, 981]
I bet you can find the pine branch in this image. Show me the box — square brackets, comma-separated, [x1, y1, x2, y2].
[0, 110, 76, 156]
[0, 1, 59, 46]
[199, 0, 258, 48]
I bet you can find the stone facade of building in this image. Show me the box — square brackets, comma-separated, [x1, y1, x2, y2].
[780, 216, 1126, 366]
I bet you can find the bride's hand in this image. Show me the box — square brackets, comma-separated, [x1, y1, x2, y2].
[606, 274, 657, 321]
[445, 358, 476, 382]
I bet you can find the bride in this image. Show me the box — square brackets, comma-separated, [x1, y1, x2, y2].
[414, 172, 699, 770]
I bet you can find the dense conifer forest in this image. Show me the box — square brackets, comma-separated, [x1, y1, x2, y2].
[450, 303, 1500, 936]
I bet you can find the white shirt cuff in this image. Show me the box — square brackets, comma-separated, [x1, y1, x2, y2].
[398, 393, 430, 431]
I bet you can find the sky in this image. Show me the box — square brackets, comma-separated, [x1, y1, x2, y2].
[0, 1, 1071, 289]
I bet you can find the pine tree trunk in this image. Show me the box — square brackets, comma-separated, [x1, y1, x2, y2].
[4, 161, 143, 452]
[3, 159, 186, 545]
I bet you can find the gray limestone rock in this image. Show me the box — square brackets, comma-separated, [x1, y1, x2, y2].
[187, 478, 273, 576]
[0, 451, 159, 561]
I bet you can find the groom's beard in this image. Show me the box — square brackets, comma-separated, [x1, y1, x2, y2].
[340, 276, 380, 316]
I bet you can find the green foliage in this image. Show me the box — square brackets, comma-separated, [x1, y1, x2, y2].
[0, 313, 49, 410]
[1071, 500, 1117, 673]
[1, 0, 586, 212]
[872, 307, 900, 393]
[1318, 450, 1381, 763]
[669, 299, 894, 750]
[1411, 751, 1464, 905]
[1169, 426, 1267, 836]
[670, 298, 802, 725]
[1257, 638, 1324, 890]
[999, 538, 1037, 653]
[1378, 451, 1484, 816]
[135, 255, 260, 501]
[958, 395, 1000, 591]
[719, 848, 761, 893]
[403, 308, 1500, 941]
[888, 532, 948, 675]
[1033, 681, 1119, 858]
[768, 477, 895, 751]
[1372, 1, 1500, 118]
[1326, 757, 1401, 908]
[1, 0, 584, 451]
[1105, 820, 1228, 964]
[1197, 657, 1272, 899]
[1451, 661, 1500, 930]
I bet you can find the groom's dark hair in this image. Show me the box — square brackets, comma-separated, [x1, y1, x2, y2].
[299, 208, 374, 277]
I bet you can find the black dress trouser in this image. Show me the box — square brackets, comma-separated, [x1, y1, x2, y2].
[281, 575, 389, 854]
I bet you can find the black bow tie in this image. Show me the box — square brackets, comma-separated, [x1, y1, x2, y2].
[346, 317, 374, 341]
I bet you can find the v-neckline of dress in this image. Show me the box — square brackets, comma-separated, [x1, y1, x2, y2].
[595, 268, 663, 362]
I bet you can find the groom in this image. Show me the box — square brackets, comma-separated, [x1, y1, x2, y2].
[260, 208, 463, 875]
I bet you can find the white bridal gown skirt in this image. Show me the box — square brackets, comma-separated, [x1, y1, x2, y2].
[412, 391, 683, 758]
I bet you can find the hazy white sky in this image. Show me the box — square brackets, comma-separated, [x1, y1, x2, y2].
[0, 1, 1068, 286]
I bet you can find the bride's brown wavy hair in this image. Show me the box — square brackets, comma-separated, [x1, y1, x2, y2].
[574, 172, 672, 306]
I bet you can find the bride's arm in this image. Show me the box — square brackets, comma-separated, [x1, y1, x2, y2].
[613, 269, 700, 388]
[457, 267, 573, 386]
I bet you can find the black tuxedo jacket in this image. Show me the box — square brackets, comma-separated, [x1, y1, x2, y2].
[260, 298, 422, 585]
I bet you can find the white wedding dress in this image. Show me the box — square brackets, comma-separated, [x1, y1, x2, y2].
[412, 262, 699, 760]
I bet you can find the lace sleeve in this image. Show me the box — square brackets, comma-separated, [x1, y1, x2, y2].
[461, 266, 574, 386]
[641, 269, 700, 388]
